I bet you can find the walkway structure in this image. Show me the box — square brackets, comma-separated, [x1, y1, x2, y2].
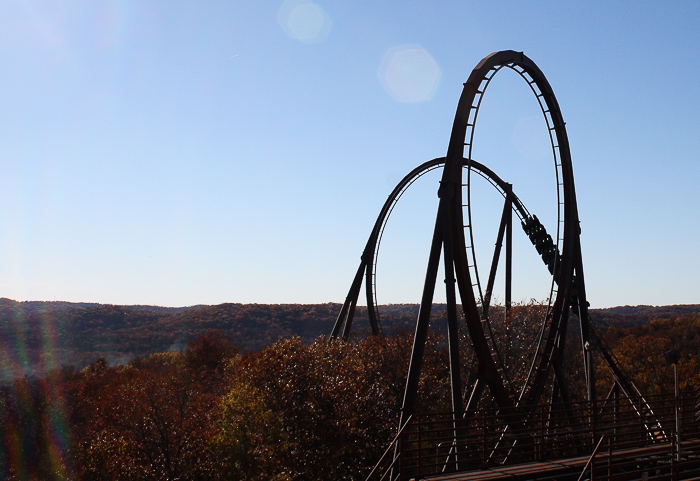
[331, 51, 699, 480]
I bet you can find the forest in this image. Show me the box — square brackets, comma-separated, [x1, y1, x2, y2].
[1, 300, 700, 480]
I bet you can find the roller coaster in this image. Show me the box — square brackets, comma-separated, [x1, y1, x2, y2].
[331, 51, 700, 480]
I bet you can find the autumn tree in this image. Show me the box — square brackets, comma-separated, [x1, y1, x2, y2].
[213, 333, 451, 481]
[73, 331, 237, 480]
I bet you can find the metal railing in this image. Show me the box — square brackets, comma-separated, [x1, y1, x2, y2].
[367, 392, 700, 481]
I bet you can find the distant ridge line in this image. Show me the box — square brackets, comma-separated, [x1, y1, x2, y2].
[1, 298, 699, 380]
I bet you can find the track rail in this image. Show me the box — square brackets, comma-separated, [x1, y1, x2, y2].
[332, 50, 665, 479]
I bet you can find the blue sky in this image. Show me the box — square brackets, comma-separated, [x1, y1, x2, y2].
[1, 1, 698, 308]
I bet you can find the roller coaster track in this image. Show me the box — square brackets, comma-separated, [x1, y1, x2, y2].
[330, 51, 666, 477]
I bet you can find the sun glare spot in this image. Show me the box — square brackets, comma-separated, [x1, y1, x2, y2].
[512, 116, 551, 160]
[277, 0, 332, 44]
[378, 45, 441, 103]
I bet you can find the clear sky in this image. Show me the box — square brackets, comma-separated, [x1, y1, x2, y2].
[1, 1, 699, 309]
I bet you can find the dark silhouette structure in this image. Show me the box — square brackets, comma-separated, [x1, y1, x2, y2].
[332, 51, 700, 480]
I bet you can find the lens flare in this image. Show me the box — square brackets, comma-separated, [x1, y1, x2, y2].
[379, 45, 442, 103]
[0, 303, 73, 477]
[277, 0, 332, 44]
[5, 304, 31, 380]
[512, 115, 550, 160]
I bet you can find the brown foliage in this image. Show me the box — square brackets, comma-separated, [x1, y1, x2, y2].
[213, 333, 451, 481]
[72, 331, 236, 480]
[3, 309, 700, 481]
[601, 315, 700, 394]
